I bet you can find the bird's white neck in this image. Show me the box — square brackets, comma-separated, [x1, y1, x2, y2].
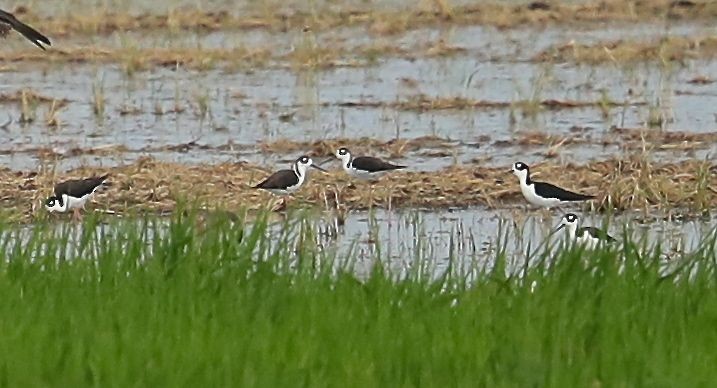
[293, 162, 308, 181]
[565, 222, 578, 239]
[339, 154, 353, 170]
[54, 194, 71, 212]
[519, 177, 530, 191]
[517, 170, 531, 188]
[516, 171, 533, 200]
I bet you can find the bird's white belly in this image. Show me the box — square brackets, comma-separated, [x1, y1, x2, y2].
[269, 175, 304, 196]
[576, 234, 600, 250]
[267, 188, 292, 196]
[520, 183, 560, 208]
[63, 193, 92, 211]
[346, 166, 384, 181]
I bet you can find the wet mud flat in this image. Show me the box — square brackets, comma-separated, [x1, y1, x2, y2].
[2, 156, 714, 222]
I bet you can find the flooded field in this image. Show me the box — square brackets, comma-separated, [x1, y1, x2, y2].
[3, 1, 717, 385]
[3, 20, 717, 170]
[0, 0, 715, 241]
[4, 206, 713, 291]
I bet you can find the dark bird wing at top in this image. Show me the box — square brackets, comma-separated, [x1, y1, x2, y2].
[253, 170, 298, 190]
[352, 156, 405, 172]
[0, 9, 51, 50]
[579, 226, 616, 242]
[55, 174, 109, 198]
[533, 181, 594, 201]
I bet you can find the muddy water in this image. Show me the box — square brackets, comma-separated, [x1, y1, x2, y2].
[12, 208, 715, 279]
[317, 208, 715, 278]
[2, 19, 717, 252]
[1, 21, 717, 172]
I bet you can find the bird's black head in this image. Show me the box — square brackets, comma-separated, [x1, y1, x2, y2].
[554, 212, 579, 234]
[510, 162, 531, 182]
[44, 196, 64, 212]
[513, 162, 529, 172]
[564, 213, 578, 223]
[335, 147, 351, 161]
[45, 196, 57, 207]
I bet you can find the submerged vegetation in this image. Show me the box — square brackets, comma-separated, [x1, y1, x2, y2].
[0, 211, 715, 385]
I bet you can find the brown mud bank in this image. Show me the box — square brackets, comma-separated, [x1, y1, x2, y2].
[2, 156, 714, 223]
[11, 0, 717, 37]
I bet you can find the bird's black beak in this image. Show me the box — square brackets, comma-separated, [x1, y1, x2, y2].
[319, 157, 334, 165]
[552, 224, 565, 234]
[311, 164, 328, 173]
[507, 169, 514, 174]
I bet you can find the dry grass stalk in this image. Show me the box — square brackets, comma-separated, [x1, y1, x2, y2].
[333, 95, 642, 112]
[13, 1, 717, 39]
[535, 36, 717, 64]
[1, 157, 714, 223]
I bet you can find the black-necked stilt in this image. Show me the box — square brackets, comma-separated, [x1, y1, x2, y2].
[334, 147, 405, 181]
[254, 155, 326, 205]
[45, 174, 109, 221]
[0, 9, 51, 50]
[511, 162, 594, 208]
[554, 213, 616, 249]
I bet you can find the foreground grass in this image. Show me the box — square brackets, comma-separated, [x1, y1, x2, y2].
[0, 212, 715, 386]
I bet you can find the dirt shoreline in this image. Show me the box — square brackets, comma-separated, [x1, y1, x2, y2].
[2, 156, 713, 223]
[13, 1, 717, 37]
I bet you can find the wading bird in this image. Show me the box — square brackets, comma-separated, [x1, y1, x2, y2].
[254, 155, 326, 208]
[333, 147, 405, 181]
[0, 9, 51, 50]
[45, 174, 109, 221]
[510, 162, 594, 208]
[554, 213, 616, 249]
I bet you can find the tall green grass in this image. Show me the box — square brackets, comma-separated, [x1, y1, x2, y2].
[0, 212, 714, 387]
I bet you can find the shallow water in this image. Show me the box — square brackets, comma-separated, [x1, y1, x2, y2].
[318, 208, 716, 277]
[12, 208, 714, 279]
[1, 17, 716, 260]
[1, 22, 716, 172]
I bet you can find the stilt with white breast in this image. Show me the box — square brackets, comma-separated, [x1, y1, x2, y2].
[510, 162, 594, 209]
[554, 213, 616, 250]
[45, 174, 109, 221]
[0, 9, 51, 50]
[334, 147, 405, 181]
[333, 147, 406, 209]
[253, 155, 326, 208]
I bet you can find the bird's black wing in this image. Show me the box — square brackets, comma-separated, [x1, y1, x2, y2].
[0, 9, 51, 50]
[533, 181, 594, 201]
[580, 226, 616, 242]
[55, 174, 108, 198]
[352, 156, 405, 172]
[253, 169, 297, 190]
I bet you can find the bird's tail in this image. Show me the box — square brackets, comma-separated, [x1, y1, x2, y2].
[2, 11, 51, 50]
[97, 173, 111, 186]
[567, 194, 595, 201]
